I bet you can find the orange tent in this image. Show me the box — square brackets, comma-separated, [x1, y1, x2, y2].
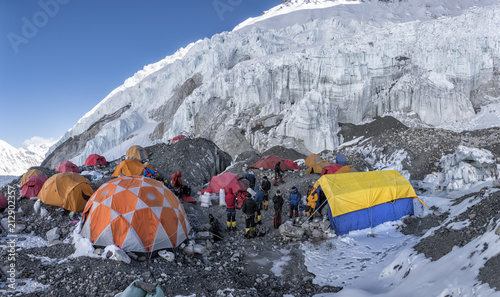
[305, 154, 330, 174]
[56, 161, 79, 173]
[80, 175, 191, 252]
[249, 155, 295, 171]
[38, 172, 94, 213]
[112, 159, 155, 177]
[125, 145, 148, 161]
[20, 169, 43, 187]
[335, 165, 358, 174]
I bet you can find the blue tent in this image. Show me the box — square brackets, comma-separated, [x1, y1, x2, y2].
[336, 154, 346, 166]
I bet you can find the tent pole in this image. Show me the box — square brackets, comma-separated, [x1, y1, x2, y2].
[301, 199, 329, 227]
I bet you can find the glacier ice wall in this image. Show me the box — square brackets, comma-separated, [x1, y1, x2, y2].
[46, 1, 500, 167]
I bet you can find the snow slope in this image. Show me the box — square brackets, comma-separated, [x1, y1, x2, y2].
[45, 0, 500, 169]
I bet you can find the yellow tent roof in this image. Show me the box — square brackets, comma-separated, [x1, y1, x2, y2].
[21, 169, 44, 187]
[312, 170, 417, 217]
[38, 172, 94, 213]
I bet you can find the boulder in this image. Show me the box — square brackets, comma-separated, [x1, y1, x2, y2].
[279, 223, 305, 238]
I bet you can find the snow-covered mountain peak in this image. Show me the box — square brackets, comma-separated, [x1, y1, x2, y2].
[234, 0, 500, 32]
[0, 139, 50, 176]
[43, 0, 500, 170]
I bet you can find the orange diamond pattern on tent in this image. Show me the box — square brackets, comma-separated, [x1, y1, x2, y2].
[111, 190, 139, 214]
[93, 183, 117, 203]
[110, 216, 131, 248]
[117, 176, 143, 189]
[89, 204, 111, 243]
[138, 186, 164, 208]
[131, 208, 159, 250]
[80, 175, 190, 253]
[160, 207, 180, 246]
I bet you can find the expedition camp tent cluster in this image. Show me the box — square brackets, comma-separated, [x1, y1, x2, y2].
[309, 170, 419, 235]
[20, 174, 48, 198]
[20, 169, 48, 199]
[21, 169, 44, 187]
[80, 175, 190, 252]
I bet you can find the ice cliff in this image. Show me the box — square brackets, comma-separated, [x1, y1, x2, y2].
[43, 0, 500, 168]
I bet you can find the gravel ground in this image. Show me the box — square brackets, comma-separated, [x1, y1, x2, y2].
[1, 116, 500, 296]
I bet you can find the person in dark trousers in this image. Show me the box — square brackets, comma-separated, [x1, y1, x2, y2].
[253, 185, 264, 224]
[273, 189, 284, 229]
[288, 186, 302, 218]
[239, 172, 256, 189]
[225, 188, 237, 232]
[274, 161, 284, 186]
[261, 176, 272, 211]
[209, 213, 223, 241]
[241, 192, 258, 238]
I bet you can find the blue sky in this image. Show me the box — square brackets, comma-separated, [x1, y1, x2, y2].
[0, 0, 278, 148]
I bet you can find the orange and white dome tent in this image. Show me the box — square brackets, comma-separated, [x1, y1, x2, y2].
[80, 175, 190, 253]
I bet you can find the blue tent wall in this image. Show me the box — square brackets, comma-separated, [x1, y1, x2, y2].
[336, 154, 346, 166]
[327, 197, 414, 235]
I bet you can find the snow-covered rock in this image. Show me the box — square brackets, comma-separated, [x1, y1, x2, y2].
[424, 146, 498, 191]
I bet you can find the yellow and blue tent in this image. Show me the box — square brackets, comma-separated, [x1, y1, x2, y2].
[310, 170, 418, 235]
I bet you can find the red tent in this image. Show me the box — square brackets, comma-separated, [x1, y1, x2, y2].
[321, 163, 343, 175]
[201, 172, 247, 195]
[283, 159, 300, 170]
[0, 192, 7, 210]
[250, 155, 295, 171]
[20, 174, 48, 198]
[84, 154, 107, 166]
[171, 135, 187, 144]
[56, 161, 79, 173]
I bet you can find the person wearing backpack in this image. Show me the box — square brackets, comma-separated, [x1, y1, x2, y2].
[239, 172, 256, 189]
[288, 186, 302, 218]
[272, 190, 284, 229]
[253, 185, 264, 225]
[241, 192, 258, 238]
[261, 176, 272, 211]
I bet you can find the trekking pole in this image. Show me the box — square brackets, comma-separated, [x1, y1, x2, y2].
[209, 231, 224, 240]
[301, 199, 329, 227]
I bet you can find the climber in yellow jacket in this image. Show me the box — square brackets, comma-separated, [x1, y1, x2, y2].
[306, 185, 318, 220]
